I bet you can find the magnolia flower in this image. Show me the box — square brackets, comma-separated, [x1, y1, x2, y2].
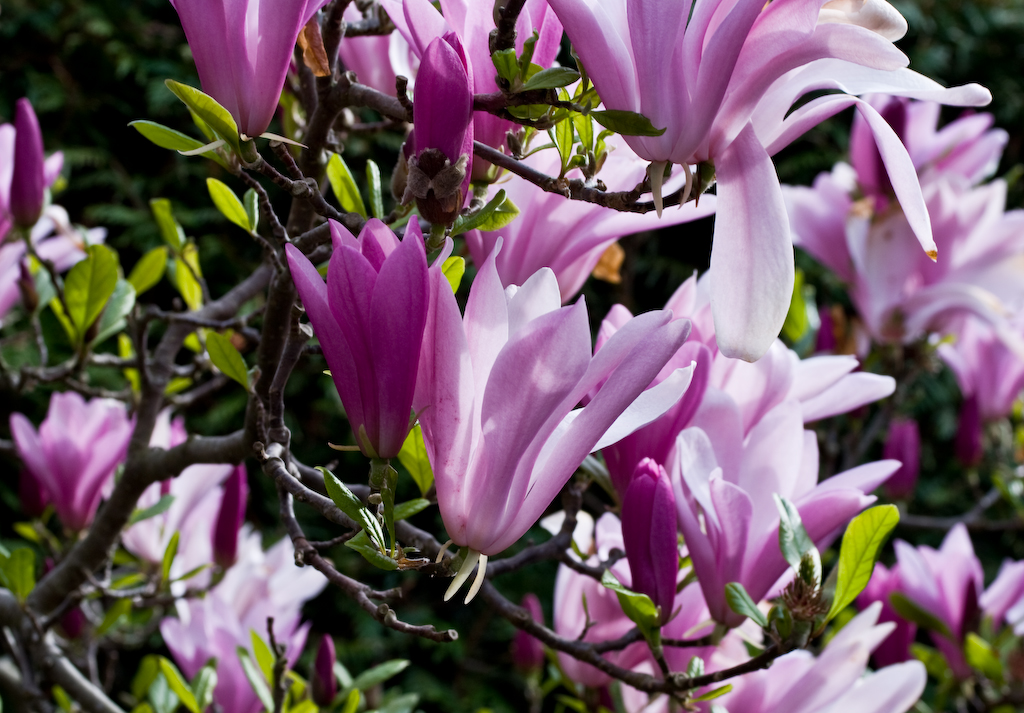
[10, 392, 132, 531]
[882, 418, 920, 499]
[547, 0, 990, 361]
[382, 0, 563, 179]
[709, 604, 926, 713]
[161, 530, 327, 713]
[167, 0, 328, 137]
[788, 100, 1024, 349]
[287, 218, 429, 459]
[672, 398, 898, 627]
[399, 34, 474, 225]
[598, 273, 895, 497]
[857, 563, 917, 668]
[980, 559, 1024, 635]
[310, 635, 336, 707]
[337, 4, 417, 95]
[122, 411, 235, 585]
[464, 135, 717, 302]
[938, 316, 1024, 423]
[892, 524, 983, 678]
[0, 109, 64, 241]
[511, 594, 545, 672]
[621, 459, 678, 622]
[414, 241, 694, 601]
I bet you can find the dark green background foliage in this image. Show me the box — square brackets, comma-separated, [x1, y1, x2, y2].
[2, 0, 1024, 710]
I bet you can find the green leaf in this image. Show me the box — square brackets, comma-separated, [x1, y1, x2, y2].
[340, 690, 360, 713]
[590, 110, 666, 137]
[685, 657, 704, 678]
[128, 247, 168, 296]
[243, 190, 260, 234]
[165, 79, 241, 154]
[207, 178, 252, 232]
[491, 48, 519, 84]
[449, 189, 519, 236]
[348, 660, 410, 693]
[250, 629, 275, 684]
[158, 658, 200, 713]
[92, 279, 136, 345]
[693, 685, 732, 702]
[553, 118, 573, 175]
[96, 598, 132, 637]
[129, 121, 228, 168]
[64, 244, 119, 342]
[381, 463, 399, 555]
[206, 331, 249, 388]
[191, 664, 218, 712]
[366, 160, 384, 219]
[373, 693, 419, 713]
[344, 531, 399, 571]
[133, 656, 160, 701]
[128, 494, 175, 526]
[911, 643, 950, 680]
[53, 686, 73, 712]
[394, 499, 430, 522]
[773, 494, 820, 585]
[289, 701, 317, 713]
[965, 633, 1003, 681]
[572, 113, 594, 153]
[724, 582, 768, 628]
[520, 67, 581, 92]
[397, 424, 434, 496]
[327, 154, 368, 218]
[600, 570, 661, 643]
[0, 548, 36, 602]
[151, 199, 185, 252]
[29, 258, 57, 316]
[782, 269, 809, 344]
[238, 648, 275, 713]
[889, 592, 954, 639]
[320, 468, 387, 551]
[161, 531, 180, 583]
[441, 257, 465, 295]
[826, 505, 899, 621]
[148, 672, 179, 713]
[172, 243, 204, 311]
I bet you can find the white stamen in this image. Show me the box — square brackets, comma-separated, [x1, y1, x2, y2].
[179, 138, 226, 156]
[444, 549, 481, 602]
[435, 539, 454, 564]
[680, 162, 694, 208]
[464, 554, 488, 604]
[649, 161, 668, 217]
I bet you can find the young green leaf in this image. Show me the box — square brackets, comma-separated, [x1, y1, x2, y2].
[826, 505, 899, 621]
[96, 598, 132, 637]
[773, 494, 820, 585]
[190, 664, 218, 713]
[243, 189, 260, 233]
[590, 110, 666, 137]
[693, 684, 733, 702]
[129, 494, 175, 525]
[724, 582, 768, 628]
[158, 658, 200, 713]
[340, 690, 360, 713]
[164, 80, 241, 154]
[366, 159, 384, 219]
[0, 548, 36, 602]
[161, 531, 180, 584]
[381, 462, 399, 556]
[394, 499, 431, 522]
[92, 279, 136, 345]
[441, 257, 465, 295]
[449, 190, 519, 236]
[474, 194, 519, 233]
[344, 531, 399, 571]
[206, 331, 249, 388]
[348, 659, 410, 693]
[327, 154, 368, 218]
[600, 569, 661, 643]
[520, 67, 581, 92]
[237, 648, 275, 712]
[129, 121, 229, 168]
[207, 178, 252, 232]
[250, 629, 275, 684]
[491, 48, 519, 84]
[173, 243, 204, 311]
[150, 199, 185, 252]
[320, 468, 387, 551]
[132, 656, 160, 701]
[889, 592, 954, 639]
[685, 656, 704, 678]
[782, 269, 809, 344]
[397, 424, 435, 495]
[128, 247, 168, 296]
[64, 244, 119, 341]
[965, 633, 1003, 681]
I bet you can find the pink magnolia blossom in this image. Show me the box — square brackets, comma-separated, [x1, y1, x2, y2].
[706, 604, 926, 713]
[598, 273, 895, 497]
[10, 392, 132, 531]
[979, 559, 1024, 635]
[882, 418, 920, 499]
[10, 99, 49, 228]
[621, 459, 678, 622]
[0, 108, 65, 241]
[337, 4, 417, 95]
[788, 100, 1024, 349]
[286, 218, 429, 459]
[892, 523, 983, 678]
[547, 0, 989, 361]
[938, 316, 1024, 423]
[464, 135, 717, 302]
[381, 0, 563, 179]
[161, 530, 326, 713]
[167, 0, 329, 137]
[672, 396, 898, 627]
[511, 593, 545, 672]
[414, 241, 694, 600]
[857, 563, 917, 668]
[310, 635, 336, 707]
[122, 411, 235, 585]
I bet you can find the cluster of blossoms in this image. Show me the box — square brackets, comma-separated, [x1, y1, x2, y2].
[4, 0, 1024, 712]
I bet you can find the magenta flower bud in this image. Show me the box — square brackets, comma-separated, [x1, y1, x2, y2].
[401, 34, 473, 225]
[311, 635, 336, 706]
[621, 459, 678, 623]
[883, 418, 920, 499]
[956, 394, 983, 466]
[10, 392, 132, 531]
[816, 304, 838, 353]
[168, 0, 329, 138]
[10, 99, 46, 228]
[856, 563, 916, 668]
[19, 468, 49, 518]
[213, 463, 248, 569]
[287, 219, 429, 459]
[511, 594, 545, 672]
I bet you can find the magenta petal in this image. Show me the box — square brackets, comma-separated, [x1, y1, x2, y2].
[11, 99, 45, 228]
[415, 37, 473, 164]
[621, 459, 679, 621]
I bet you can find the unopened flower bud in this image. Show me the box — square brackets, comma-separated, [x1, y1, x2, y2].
[311, 635, 337, 706]
[621, 458, 678, 623]
[883, 418, 920, 499]
[19, 469, 49, 518]
[956, 394, 983, 466]
[511, 593, 545, 672]
[213, 463, 248, 569]
[11, 98, 46, 228]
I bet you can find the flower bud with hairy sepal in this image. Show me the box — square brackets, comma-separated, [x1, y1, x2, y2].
[402, 149, 468, 226]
